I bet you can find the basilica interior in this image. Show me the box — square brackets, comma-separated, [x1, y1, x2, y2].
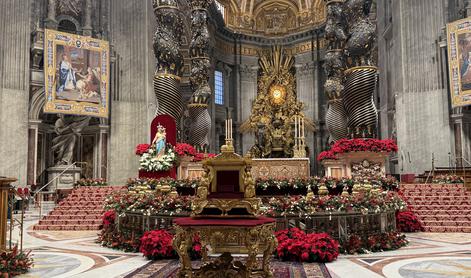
[2, 0, 471, 277]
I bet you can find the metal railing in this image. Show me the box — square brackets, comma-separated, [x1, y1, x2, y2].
[456, 156, 471, 188]
[32, 162, 86, 218]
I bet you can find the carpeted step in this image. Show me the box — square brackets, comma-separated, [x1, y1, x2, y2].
[42, 214, 102, 221]
[33, 224, 102, 231]
[49, 210, 103, 216]
[408, 205, 471, 210]
[413, 209, 471, 216]
[418, 215, 471, 221]
[38, 219, 103, 226]
[423, 226, 471, 233]
[406, 200, 471, 206]
[33, 186, 121, 230]
[420, 220, 471, 227]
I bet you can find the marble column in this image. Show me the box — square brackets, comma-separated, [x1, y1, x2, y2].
[239, 65, 258, 154]
[44, 0, 57, 29]
[82, 0, 93, 36]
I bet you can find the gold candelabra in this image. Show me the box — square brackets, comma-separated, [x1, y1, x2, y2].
[293, 115, 306, 158]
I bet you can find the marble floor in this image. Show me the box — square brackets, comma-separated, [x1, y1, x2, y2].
[9, 219, 471, 278]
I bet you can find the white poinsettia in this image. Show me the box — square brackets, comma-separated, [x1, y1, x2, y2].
[139, 144, 176, 172]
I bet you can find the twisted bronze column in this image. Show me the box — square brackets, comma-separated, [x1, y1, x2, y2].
[188, 0, 212, 150]
[152, 0, 184, 123]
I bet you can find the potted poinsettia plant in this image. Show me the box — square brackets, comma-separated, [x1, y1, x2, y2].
[175, 143, 197, 162]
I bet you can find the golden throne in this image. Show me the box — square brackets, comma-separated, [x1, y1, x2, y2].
[192, 143, 261, 218]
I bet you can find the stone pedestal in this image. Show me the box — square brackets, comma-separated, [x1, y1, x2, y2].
[251, 158, 310, 180]
[177, 161, 204, 180]
[46, 166, 82, 191]
[0, 177, 16, 251]
[322, 152, 389, 178]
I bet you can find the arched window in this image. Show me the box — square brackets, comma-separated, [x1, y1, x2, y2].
[58, 19, 78, 34]
[214, 70, 224, 105]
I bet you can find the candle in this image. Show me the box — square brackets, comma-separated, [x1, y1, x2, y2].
[295, 116, 298, 140]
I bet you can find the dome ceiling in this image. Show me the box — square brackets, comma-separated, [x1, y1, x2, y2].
[219, 0, 326, 37]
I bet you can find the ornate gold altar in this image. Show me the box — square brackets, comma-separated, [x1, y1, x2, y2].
[240, 46, 315, 158]
[251, 158, 310, 179]
[321, 152, 388, 178]
[174, 134, 277, 277]
[173, 218, 277, 278]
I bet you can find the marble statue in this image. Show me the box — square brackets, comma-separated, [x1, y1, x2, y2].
[51, 115, 90, 165]
[152, 124, 167, 159]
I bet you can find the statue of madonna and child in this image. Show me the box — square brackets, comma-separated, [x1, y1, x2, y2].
[152, 124, 167, 159]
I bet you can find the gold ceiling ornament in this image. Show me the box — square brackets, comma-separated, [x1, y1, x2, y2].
[241, 46, 315, 158]
[218, 0, 326, 37]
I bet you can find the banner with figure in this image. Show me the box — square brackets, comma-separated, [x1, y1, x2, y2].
[447, 18, 471, 108]
[44, 29, 110, 118]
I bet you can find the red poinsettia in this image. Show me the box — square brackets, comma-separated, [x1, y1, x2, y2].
[175, 143, 197, 157]
[275, 228, 339, 263]
[396, 210, 424, 232]
[139, 230, 176, 260]
[317, 138, 398, 161]
[135, 144, 151, 156]
[0, 245, 33, 276]
[102, 210, 116, 228]
[193, 153, 217, 162]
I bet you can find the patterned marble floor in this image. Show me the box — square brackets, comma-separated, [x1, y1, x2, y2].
[10, 219, 471, 278]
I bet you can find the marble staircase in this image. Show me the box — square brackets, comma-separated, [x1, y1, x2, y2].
[401, 183, 471, 232]
[33, 186, 122, 231]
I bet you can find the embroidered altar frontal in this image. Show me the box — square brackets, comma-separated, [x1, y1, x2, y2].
[251, 158, 310, 180]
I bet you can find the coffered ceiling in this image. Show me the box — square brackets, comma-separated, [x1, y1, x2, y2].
[218, 0, 326, 37]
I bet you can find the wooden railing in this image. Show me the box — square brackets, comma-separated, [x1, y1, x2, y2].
[117, 210, 396, 242]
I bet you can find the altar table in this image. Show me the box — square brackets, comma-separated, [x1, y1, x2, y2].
[173, 217, 277, 278]
[251, 158, 310, 179]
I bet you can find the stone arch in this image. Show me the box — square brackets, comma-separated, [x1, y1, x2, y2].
[56, 15, 83, 33]
[29, 88, 46, 121]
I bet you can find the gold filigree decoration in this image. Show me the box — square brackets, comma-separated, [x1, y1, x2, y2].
[240, 46, 315, 158]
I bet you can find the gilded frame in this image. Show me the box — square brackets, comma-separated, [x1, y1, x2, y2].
[44, 29, 110, 118]
[447, 18, 471, 108]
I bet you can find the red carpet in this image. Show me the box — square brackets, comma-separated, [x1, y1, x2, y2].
[401, 183, 471, 232]
[33, 186, 123, 231]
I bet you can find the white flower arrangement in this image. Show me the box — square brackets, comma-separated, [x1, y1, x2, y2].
[139, 144, 176, 172]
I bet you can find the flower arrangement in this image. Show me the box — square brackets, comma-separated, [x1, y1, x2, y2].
[317, 138, 398, 161]
[0, 246, 33, 277]
[139, 230, 176, 260]
[135, 144, 151, 156]
[102, 210, 116, 228]
[366, 232, 408, 252]
[432, 175, 464, 184]
[275, 228, 339, 263]
[193, 152, 217, 162]
[138, 143, 177, 172]
[74, 178, 107, 187]
[256, 175, 399, 195]
[340, 232, 407, 254]
[396, 210, 423, 232]
[175, 143, 197, 157]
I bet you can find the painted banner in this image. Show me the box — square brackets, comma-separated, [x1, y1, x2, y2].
[447, 18, 471, 108]
[44, 29, 110, 118]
